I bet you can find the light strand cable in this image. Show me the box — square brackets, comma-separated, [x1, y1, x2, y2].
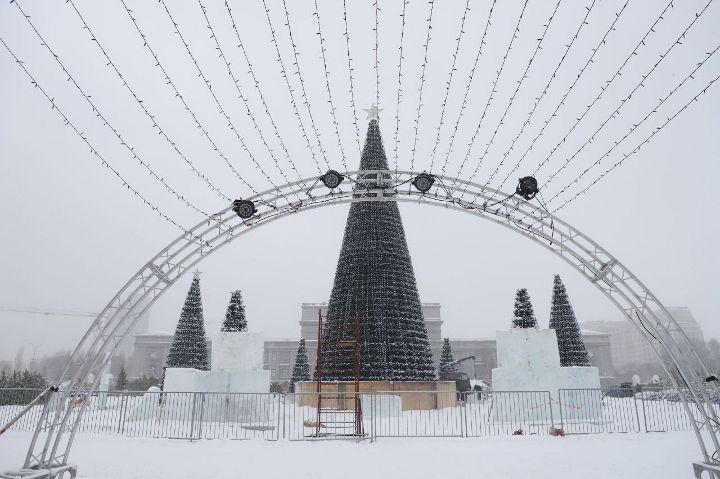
[501, 0, 631, 184]
[528, 0, 676, 181]
[342, 0, 361, 154]
[14, 1, 221, 219]
[391, 0, 409, 173]
[64, 0, 232, 202]
[0, 37, 191, 234]
[548, 51, 720, 209]
[519, 70, 719, 222]
[280, 0, 331, 170]
[438, 0, 498, 177]
[374, 0, 380, 110]
[313, 0, 349, 170]
[541, 0, 714, 190]
[260, 0, 324, 176]
[409, 0, 435, 171]
[481, 0, 563, 188]
[451, 0, 531, 194]
[198, 0, 300, 192]
[224, 0, 307, 184]
[428, 0, 471, 173]
[118, 0, 255, 195]
[157, 0, 280, 192]
[498, 0, 660, 196]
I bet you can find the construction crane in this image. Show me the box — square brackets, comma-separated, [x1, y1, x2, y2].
[0, 307, 98, 318]
[441, 355, 476, 396]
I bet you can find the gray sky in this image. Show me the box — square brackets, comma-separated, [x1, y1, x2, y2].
[0, 0, 718, 362]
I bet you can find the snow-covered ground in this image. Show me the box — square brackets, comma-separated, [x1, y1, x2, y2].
[0, 430, 701, 478]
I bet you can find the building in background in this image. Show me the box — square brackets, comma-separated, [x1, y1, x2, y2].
[132, 303, 616, 386]
[129, 332, 211, 379]
[582, 306, 705, 381]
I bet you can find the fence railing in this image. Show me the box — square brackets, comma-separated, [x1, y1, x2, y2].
[0, 387, 700, 441]
[557, 387, 706, 434]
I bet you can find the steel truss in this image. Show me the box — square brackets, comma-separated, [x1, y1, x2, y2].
[5, 170, 719, 478]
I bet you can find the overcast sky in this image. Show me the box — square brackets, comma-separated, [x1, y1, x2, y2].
[0, 0, 718, 362]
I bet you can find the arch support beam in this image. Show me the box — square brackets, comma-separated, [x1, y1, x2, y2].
[11, 170, 720, 476]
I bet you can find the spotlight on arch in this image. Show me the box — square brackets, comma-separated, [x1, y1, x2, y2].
[516, 176, 539, 200]
[232, 199, 256, 219]
[412, 173, 435, 193]
[320, 169, 344, 189]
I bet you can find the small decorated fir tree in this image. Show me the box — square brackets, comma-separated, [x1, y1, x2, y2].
[512, 288, 537, 329]
[164, 275, 210, 375]
[549, 275, 591, 367]
[115, 364, 129, 391]
[438, 338, 459, 380]
[289, 338, 311, 393]
[221, 290, 247, 332]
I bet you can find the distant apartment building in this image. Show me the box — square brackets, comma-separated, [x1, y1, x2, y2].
[582, 306, 705, 374]
[132, 302, 616, 386]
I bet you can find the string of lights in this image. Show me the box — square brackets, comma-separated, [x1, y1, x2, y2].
[427, 0, 471, 173]
[409, 0, 435, 171]
[63, 0, 233, 202]
[504, 0, 630, 181]
[391, 0, 409, 172]
[540, 0, 713, 189]
[492, 0, 597, 196]
[374, 0, 380, 111]
[530, 0, 674, 183]
[439, 0, 498, 177]
[280, 0, 331, 170]
[198, 0, 298, 188]
[118, 0, 256, 195]
[546, 44, 720, 205]
[342, 0, 361, 154]
[157, 0, 279, 191]
[0, 37, 189, 234]
[260, 0, 323, 176]
[313, 0, 348, 171]
[551, 72, 720, 213]
[12, 1, 220, 220]
[224, 0, 305, 184]
[453, 0, 530, 193]
[480, 0, 563, 188]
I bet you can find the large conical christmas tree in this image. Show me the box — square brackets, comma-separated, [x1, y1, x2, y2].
[438, 338, 459, 380]
[321, 111, 435, 381]
[221, 290, 247, 332]
[549, 275, 591, 367]
[512, 288, 538, 329]
[290, 338, 311, 393]
[165, 275, 210, 372]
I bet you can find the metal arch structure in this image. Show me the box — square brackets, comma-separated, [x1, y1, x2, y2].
[10, 170, 720, 477]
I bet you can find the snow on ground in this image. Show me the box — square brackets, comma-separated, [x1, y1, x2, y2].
[0, 430, 700, 478]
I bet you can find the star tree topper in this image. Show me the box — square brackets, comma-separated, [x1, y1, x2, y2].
[363, 103, 382, 121]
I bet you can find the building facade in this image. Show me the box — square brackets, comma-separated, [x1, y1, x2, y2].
[129, 332, 211, 379]
[582, 306, 705, 378]
[132, 302, 616, 386]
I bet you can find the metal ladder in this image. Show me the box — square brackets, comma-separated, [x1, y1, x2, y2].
[314, 310, 364, 438]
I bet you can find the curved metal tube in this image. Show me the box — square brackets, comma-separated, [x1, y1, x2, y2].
[17, 170, 719, 473]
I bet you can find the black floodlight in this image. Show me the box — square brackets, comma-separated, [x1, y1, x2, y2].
[412, 173, 435, 193]
[321, 169, 344, 189]
[232, 199, 256, 219]
[516, 176, 539, 200]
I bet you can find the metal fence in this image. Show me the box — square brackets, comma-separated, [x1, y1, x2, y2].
[0, 387, 700, 441]
[464, 390, 554, 436]
[557, 387, 705, 434]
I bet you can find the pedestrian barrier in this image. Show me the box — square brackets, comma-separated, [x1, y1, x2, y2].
[0, 387, 701, 441]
